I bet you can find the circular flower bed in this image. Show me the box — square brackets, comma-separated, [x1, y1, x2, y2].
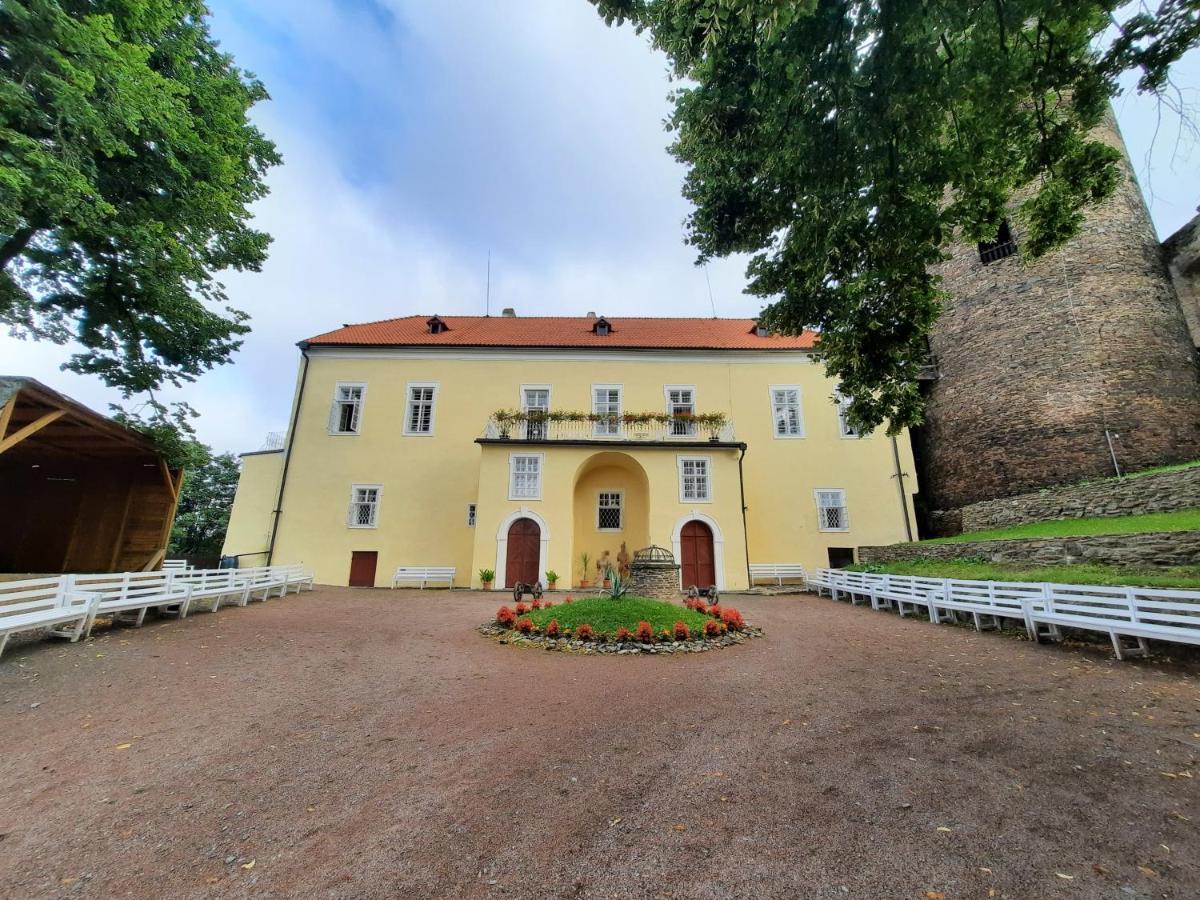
[479, 594, 762, 654]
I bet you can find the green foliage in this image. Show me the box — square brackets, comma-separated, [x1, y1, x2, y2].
[602, 565, 629, 599]
[0, 0, 281, 394]
[479, 568, 496, 583]
[850, 558, 1200, 591]
[525, 595, 710, 636]
[544, 569, 559, 583]
[109, 396, 207, 470]
[926, 509, 1200, 544]
[492, 408, 728, 432]
[590, 0, 1200, 432]
[579, 551, 590, 579]
[169, 449, 238, 558]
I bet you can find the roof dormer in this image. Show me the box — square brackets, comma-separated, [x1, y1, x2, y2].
[426, 315, 449, 335]
[750, 323, 769, 338]
[592, 316, 612, 336]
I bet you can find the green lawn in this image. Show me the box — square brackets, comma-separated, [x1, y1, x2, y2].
[928, 508, 1200, 544]
[851, 558, 1200, 590]
[520, 595, 711, 636]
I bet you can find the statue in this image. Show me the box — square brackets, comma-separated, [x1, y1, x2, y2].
[617, 541, 631, 579]
[596, 550, 612, 581]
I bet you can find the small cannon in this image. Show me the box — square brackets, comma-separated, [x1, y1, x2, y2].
[512, 581, 544, 603]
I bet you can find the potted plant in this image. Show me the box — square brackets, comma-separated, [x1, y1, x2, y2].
[479, 568, 495, 591]
[544, 569, 559, 591]
[578, 552, 590, 589]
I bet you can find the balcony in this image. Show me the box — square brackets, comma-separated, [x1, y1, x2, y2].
[480, 412, 737, 445]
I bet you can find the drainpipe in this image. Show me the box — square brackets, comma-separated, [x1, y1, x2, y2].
[890, 434, 914, 542]
[737, 443, 751, 588]
[267, 346, 310, 565]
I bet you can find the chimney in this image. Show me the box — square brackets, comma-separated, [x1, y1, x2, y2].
[501, 307, 516, 318]
[585, 311, 597, 319]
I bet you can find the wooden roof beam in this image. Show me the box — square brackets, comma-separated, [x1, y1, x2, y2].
[0, 408, 67, 455]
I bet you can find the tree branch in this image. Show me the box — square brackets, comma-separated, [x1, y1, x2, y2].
[0, 227, 39, 269]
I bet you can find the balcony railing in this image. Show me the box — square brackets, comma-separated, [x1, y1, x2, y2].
[481, 415, 736, 443]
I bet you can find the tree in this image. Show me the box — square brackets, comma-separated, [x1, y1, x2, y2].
[590, 0, 1200, 431]
[169, 449, 239, 559]
[0, 0, 281, 395]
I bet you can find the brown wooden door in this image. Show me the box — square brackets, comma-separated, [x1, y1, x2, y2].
[348, 550, 378, 587]
[505, 518, 540, 587]
[680, 520, 716, 589]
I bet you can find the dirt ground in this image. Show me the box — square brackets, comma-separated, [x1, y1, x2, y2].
[1, 588, 1198, 899]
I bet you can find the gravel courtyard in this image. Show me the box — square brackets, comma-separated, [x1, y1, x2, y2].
[1, 588, 1198, 899]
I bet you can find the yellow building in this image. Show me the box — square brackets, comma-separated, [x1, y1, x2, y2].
[223, 314, 917, 589]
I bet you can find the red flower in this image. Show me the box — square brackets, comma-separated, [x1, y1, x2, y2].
[634, 620, 654, 643]
[708, 604, 723, 619]
[564, 594, 574, 604]
[516, 617, 534, 634]
[615, 626, 632, 641]
[576, 623, 595, 641]
[496, 606, 516, 627]
[673, 620, 690, 641]
[515, 602, 529, 615]
[703, 619, 722, 638]
[720, 607, 745, 631]
[545, 618, 560, 638]
[530, 598, 542, 610]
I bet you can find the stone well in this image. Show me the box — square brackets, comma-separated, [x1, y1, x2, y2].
[627, 545, 681, 601]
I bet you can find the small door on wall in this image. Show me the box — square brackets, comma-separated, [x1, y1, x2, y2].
[505, 517, 540, 587]
[348, 550, 378, 587]
[680, 520, 716, 588]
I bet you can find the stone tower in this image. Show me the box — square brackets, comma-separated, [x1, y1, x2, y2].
[911, 113, 1200, 534]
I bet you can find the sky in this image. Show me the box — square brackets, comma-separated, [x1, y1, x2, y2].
[3, 0, 1198, 454]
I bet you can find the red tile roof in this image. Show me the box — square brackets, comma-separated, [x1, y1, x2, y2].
[303, 316, 816, 351]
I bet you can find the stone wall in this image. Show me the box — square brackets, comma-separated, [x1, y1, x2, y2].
[1164, 210, 1200, 348]
[960, 465, 1200, 532]
[859, 531, 1200, 569]
[914, 113, 1200, 514]
[628, 561, 681, 601]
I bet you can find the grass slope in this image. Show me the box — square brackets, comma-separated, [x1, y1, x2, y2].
[522, 596, 710, 635]
[851, 559, 1200, 590]
[927, 508, 1200, 544]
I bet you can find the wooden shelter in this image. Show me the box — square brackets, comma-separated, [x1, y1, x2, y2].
[0, 377, 183, 574]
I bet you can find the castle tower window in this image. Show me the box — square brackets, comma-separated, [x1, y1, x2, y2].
[592, 316, 612, 336]
[426, 315, 448, 334]
[978, 219, 1017, 265]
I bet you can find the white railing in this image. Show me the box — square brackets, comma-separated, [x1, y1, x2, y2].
[810, 568, 1200, 660]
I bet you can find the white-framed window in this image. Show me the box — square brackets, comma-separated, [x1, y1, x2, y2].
[404, 382, 438, 435]
[521, 385, 551, 440]
[665, 385, 696, 436]
[597, 491, 623, 530]
[592, 384, 622, 436]
[836, 393, 861, 438]
[815, 489, 849, 531]
[467, 504, 477, 527]
[329, 382, 366, 435]
[348, 484, 381, 528]
[509, 453, 543, 500]
[769, 385, 804, 438]
[677, 456, 712, 503]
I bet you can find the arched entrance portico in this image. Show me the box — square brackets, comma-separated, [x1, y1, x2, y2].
[571, 452, 650, 587]
[671, 512, 726, 591]
[495, 507, 550, 589]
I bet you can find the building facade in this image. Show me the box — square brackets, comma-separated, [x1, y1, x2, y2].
[912, 115, 1200, 533]
[223, 315, 918, 588]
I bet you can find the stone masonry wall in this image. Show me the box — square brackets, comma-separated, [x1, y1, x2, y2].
[959, 465, 1200, 532]
[628, 562, 682, 601]
[1164, 210, 1200, 347]
[858, 530, 1200, 570]
[916, 112, 1200, 513]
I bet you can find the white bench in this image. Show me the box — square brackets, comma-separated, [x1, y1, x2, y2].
[162, 559, 191, 572]
[171, 569, 253, 610]
[74, 572, 193, 635]
[0, 578, 101, 660]
[806, 569, 833, 596]
[749, 564, 808, 587]
[232, 566, 291, 601]
[281, 563, 315, 593]
[391, 566, 456, 589]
